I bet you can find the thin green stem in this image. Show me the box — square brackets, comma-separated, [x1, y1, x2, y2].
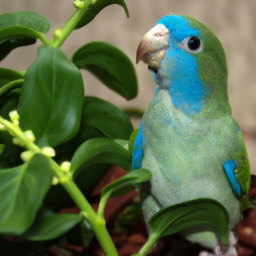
[97, 191, 111, 216]
[0, 79, 24, 97]
[62, 180, 119, 256]
[51, 5, 88, 48]
[137, 233, 159, 256]
[0, 117, 119, 255]
[37, 33, 51, 46]
[0, 117, 41, 154]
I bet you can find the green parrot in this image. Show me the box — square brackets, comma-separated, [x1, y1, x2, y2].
[132, 14, 251, 255]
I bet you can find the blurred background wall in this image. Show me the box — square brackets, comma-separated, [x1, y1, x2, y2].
[1, 0, 256, 172]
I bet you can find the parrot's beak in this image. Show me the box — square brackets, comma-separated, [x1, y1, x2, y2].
[136, 24, 169, 69]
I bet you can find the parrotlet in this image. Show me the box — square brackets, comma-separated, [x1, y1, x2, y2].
[133, 14, 251, 255]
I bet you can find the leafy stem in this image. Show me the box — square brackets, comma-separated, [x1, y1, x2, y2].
[0, 79, 24, 98]
[0, 114, 119, 256]
[62, 180, 118, 256]
[51, 1, 88, 48]
[37, 33, 51, 46]
[97, 191, 112, 216]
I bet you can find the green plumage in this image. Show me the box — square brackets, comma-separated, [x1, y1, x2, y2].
[135, 14, 251, 251]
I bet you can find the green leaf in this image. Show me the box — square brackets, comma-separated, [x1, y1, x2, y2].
[0, 79, 24, 98]
[148, 199, 229, 245]
[71, 138, 131, 175]
[0, 38, 36, 62]
[72, 42, 137, 100]
[0, 68, 24, 88]
[18, 46, 84, 148]
[0, 11, 50, 60]
[101, 168, 151, 198]
[115, 139, 129, 150]
[123, 108, 144, 118]
[0, 144, 4, 156]
[82, 97, 133, 140]
[76, 0, 129, 29]
[25, 213, 83, 241]
[55, 96, 133, 161]
[128, 129, 139, 154]
[0, 88, 21, 120]
[0, 89, 22, 168]
[0, 154, 52, 235]
[80, 218, 94, 248]
[98, 168, 151, 216]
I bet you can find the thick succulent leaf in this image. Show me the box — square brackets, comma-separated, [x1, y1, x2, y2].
[71, 138, 131, 175]
[75, 0, 129, 29]
[0, 11, 50, 61]
[148, 199, 229, 245]
[82, 97, 133, 140]
[25, 213, 83, 241]
[101, 168, 151, 198]
[0, 154, 52, 235]
[0, 68, 24, 88]
[72, 42, 137, 100]
[18, 46, 84, 147]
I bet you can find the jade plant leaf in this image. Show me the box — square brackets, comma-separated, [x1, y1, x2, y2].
[75, 0, 129, 29]
[148, 198, 229, 245]
[72, 42, 137, 100]
[0, 154, 52, 235]
[71, 138, 131, 175]
[25, 213, 83, 241]
[0, 11, 50, 61]
[82, 97, 134, 140]
[18, 46, 84, 147]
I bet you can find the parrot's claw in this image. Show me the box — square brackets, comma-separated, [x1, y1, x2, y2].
[199, 232, 237, 256]
[213, 231, 237, 256]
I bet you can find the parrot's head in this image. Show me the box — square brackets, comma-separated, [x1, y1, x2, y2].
[137, 15, 229, 116]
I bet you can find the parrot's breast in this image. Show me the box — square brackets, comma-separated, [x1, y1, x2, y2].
[140, 89, 240, 229]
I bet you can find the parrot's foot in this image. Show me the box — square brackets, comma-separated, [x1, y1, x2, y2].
[214, 231, 237, 256]
[199, 232, 237, 256]
[199, 247, 237, 256]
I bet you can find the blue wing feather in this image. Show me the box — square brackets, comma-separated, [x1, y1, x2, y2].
[223, 160, 242, 198]
[132, 122, 144, 170]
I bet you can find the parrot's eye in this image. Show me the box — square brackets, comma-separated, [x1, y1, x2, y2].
[188, 37, 201, 51]
[180, 36, 203, 53]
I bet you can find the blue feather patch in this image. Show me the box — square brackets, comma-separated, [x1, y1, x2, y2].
[132, 122, 144, 170]
[223, 160, 242, 198]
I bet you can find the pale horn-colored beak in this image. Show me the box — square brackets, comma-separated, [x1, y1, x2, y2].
[136, 24, 169, 69]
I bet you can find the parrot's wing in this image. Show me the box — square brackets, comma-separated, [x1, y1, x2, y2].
[223, 160, 242, 198]
[223, 120, 251, 199]
[132, 122, 144, 170]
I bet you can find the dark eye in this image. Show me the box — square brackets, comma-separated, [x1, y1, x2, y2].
[188, 36, 201, 51]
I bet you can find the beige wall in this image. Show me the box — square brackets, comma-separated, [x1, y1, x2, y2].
[1, 0, 256, 171]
